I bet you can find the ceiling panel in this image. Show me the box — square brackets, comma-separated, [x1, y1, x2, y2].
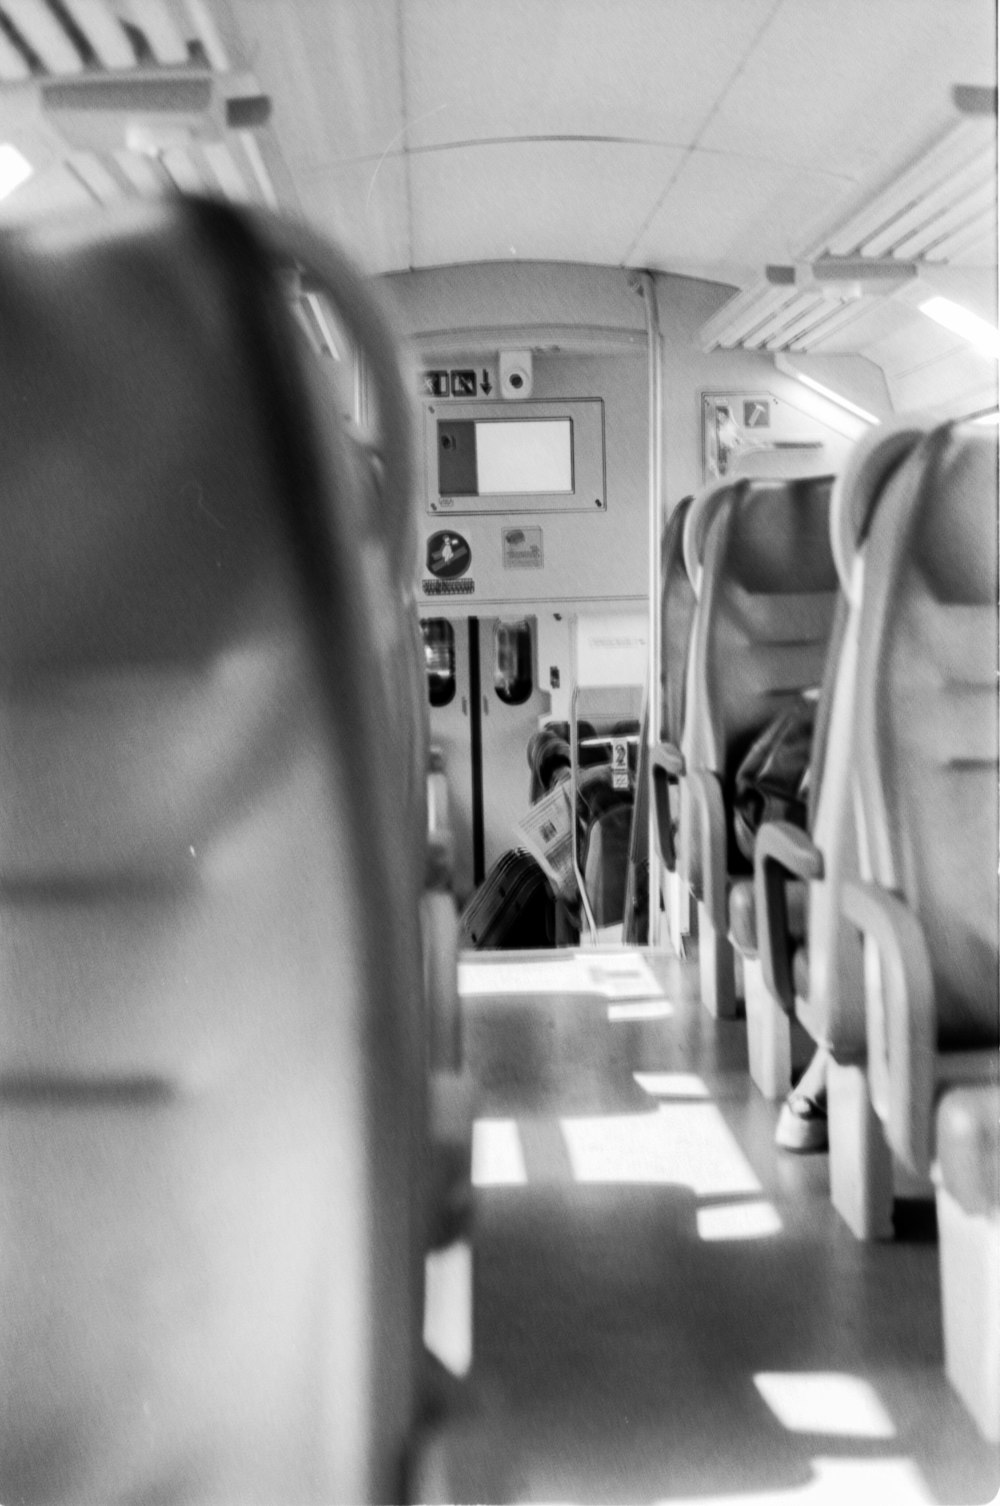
[400, 0, 776, 150]
[229, 0, 404, 174]
[630, 149, 845, 272]
[296, 154, 411, 275]
[700, 0, 996, 208]
[408, 140, 685, 270]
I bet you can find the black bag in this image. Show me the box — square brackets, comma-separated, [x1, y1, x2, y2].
[460, 850, 554, 949]
[733, 696, 816, 860]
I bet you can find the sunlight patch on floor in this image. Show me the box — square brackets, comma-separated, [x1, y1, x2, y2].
[423, 1239, 472, 1377]
[633, 1070, 710, 1099]
[471, 1118, 527, 1186]
[559, 1102, 763, 1196]
[753, 1371, 897, 1438]
[536, 1454, 936, 1506]
[607, 999, 674, 1021]
[578, 953, 664, 998]
[459, 958, 594, 996]
[650, 1456, 935, 1504]
[459, 950, 666, 1002]
[697, 1198, 783, 1240]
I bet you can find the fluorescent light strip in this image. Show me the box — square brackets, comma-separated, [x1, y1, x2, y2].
[0, 144, 32, 202]
[788, 369, 881, 425]
[919, 296, 1000, 360]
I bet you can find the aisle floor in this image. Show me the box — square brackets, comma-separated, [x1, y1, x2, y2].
[457, 948, 999, 1506]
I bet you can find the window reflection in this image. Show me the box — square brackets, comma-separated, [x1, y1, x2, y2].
[494, 619, 533, 705]
[422, 618, 456, 707]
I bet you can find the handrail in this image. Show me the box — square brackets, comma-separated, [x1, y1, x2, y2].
[638, 270, 665, 944]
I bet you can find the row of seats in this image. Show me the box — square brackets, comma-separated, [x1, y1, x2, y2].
[654, 420, 999, 1440]
[0, 199, 477, 1503]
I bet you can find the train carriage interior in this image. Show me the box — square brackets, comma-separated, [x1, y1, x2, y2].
[0, 2, 997, 1503]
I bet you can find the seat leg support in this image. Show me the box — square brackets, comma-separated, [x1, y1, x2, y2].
[697, 902, 737, 1019]
[743, 957, 792, 1100]
[665, 869, 691, 957]
[828, 1058, 894, 1240]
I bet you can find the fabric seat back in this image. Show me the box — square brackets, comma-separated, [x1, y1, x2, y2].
[681, 476, 839, 896]
[852, 421, 999, 1049]
[0, 200, 427, 1504]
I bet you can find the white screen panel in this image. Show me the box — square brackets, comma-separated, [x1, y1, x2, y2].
[475, 418, 572, 495]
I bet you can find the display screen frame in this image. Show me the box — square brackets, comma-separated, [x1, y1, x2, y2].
[423, 397, 606, 516]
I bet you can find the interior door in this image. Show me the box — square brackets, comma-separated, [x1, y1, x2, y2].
[422, 618, 475, 903]
[478, 617, 548, 877]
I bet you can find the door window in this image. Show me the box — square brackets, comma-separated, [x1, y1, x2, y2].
[421, 618, 456, 707]
[493, 619, 533, 705]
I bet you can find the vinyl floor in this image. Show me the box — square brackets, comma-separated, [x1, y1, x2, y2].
[453, 947, 999, 1506]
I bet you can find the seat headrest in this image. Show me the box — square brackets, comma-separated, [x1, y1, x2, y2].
[683, 474, 836, 596]
[829, 415, 942, 594]
[683, 480, 738, 594]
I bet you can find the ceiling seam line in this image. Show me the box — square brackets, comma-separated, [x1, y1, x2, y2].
[619, 0, 788, 266]
[394, 0, 415, 272]
[302, 136, 858, 182]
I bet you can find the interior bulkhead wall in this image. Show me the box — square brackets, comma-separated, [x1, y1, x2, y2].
[383, 261, 889, 908]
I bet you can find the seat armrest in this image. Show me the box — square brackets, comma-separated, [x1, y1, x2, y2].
[421, 880, 461, 1072]
[689, 767, 728, 933]
[651, 741, 685, 870]
[841, 878, 936, 1177]
[425, 832, 454, 892]
[428, 1069, 476, 1247]
[754, 821, 823, 1016]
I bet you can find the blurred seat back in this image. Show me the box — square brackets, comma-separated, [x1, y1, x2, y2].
[845, 420, 999, 1168]
[0, 200, 428, 1504]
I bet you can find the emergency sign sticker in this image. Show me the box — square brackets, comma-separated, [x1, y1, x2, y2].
[422, 579, 475, 596]
[502, 525, 543, 569]
[611, 738, 629, 791]
[426, 530, 472, 579]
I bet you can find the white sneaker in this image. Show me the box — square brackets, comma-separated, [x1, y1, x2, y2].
[775, 1091, 828, 1153]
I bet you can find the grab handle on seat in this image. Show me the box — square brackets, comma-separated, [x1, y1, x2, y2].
[841, 879, 936, 1177]
[651, 741, 684, 870]
[754, 821, 823, 1016]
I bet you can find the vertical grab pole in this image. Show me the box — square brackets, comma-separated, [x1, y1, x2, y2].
[638, 271, 665, 947]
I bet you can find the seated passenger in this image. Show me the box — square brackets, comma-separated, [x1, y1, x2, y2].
[732, 692, 828, 1152]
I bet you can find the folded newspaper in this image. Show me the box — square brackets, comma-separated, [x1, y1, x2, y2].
[516, 779, 576, 899]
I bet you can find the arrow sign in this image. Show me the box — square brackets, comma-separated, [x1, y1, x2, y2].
[481, 369, 493, 395]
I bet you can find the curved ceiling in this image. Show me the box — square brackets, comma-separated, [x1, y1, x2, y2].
[225, 0, 995, 286]
[0, 0, 994, 409]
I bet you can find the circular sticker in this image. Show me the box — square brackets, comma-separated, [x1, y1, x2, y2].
[426, 530, 472, 580]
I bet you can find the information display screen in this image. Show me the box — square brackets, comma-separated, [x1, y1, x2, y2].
[438, 418, 573, 496]
[425, 398, 604, 515]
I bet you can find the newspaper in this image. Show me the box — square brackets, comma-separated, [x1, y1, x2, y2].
[516, 779, 576, 899]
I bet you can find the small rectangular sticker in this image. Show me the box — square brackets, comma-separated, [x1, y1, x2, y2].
[502, 526, 544, 569]
[422, 578, 476, 596]
[611, 738, 630, 790]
